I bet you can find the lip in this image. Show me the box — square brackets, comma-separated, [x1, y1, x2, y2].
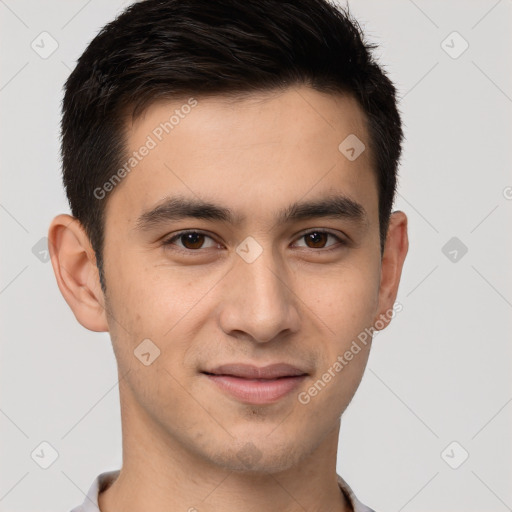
[202, 363, 308, 405]
[205, 363, 308, 379]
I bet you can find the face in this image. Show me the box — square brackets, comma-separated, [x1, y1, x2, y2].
[94, 86, 397, 473]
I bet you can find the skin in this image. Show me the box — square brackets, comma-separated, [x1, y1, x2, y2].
[48, 85, 408, 512]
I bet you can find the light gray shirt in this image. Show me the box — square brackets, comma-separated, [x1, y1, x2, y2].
[70, 470, 377, 512]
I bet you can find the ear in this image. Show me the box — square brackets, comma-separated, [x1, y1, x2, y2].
[47, 214, 109, 332]
[373, 210, 408, 330]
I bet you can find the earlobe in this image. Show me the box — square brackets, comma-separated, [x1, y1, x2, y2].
[373, 210, 409, 331]
[47, 214, 109, 332]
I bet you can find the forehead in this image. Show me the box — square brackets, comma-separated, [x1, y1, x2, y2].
[104, 86, 377, 231]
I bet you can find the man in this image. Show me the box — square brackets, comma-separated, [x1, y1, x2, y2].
[48, 0, 408, 510]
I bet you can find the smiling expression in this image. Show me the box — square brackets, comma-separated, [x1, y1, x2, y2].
[98, 85, 391, 473]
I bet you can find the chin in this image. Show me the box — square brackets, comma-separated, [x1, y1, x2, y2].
[204, 438, 307, 475]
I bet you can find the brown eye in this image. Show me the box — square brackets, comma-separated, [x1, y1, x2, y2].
[304, 231, 329, 248]
[180, 232, 205, 249]
[293, 230, 346, 251]
[163, 231, 217, 251]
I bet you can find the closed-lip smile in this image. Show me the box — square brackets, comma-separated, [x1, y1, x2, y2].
[202, 363, 308, 404]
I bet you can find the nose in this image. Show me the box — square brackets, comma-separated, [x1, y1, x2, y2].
[218, 244, 301, 344]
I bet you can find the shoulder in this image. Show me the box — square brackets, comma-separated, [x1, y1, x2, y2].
[69, 470, 120, 512]
[336, 473, 379, 512]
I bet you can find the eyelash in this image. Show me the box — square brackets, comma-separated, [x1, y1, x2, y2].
[161, 229, 347, 254]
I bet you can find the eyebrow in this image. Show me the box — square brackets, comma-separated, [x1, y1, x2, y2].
[134, 194, 368, 233]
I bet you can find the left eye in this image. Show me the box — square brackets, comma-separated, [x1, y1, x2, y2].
[293, 231, 344, 250]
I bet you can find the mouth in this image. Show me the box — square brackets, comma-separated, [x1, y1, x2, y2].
[201, 363, 308, 404]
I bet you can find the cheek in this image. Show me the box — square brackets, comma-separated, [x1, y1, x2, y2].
[298, 260, 380, 342]
[295, 269, 378, 418]
[106, 249, 201, 332]
[104, 270, 194, 414]
[104, 251, 223, 388]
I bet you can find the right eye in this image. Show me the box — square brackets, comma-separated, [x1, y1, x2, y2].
[162, 230, 221, 252]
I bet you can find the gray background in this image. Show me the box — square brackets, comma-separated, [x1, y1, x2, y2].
[1, 1, 511, 511]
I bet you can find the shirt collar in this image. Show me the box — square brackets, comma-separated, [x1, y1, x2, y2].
[71, 470, 376, 512]
[336, 473, 377, 512]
